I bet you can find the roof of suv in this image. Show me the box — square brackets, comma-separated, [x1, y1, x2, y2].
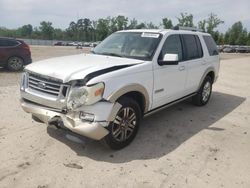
[118, 29, 209, 36]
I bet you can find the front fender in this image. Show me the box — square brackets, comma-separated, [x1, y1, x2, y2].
[106, 83, 150, 113]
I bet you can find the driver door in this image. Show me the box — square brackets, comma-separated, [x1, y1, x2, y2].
[152, 34, 188, 109]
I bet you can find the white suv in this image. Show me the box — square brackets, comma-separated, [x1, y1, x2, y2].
[20, 28, 220, 149]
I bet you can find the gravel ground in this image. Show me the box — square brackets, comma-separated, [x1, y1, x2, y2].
[0, 46, 249, 188]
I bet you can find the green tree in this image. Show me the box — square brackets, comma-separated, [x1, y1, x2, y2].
[127, 18, 138, 29]
[18, 24, 33, 37]
[227, 21, 246, 45]
[198, 20, 206, 32]
[213, 31, 220, 43]
[177, 13, 194, 27]
[247, 32, 250, 45]
[66, 21, 78, 40]
[116, 15, 128, 30]
[31, 27, 41, 39]
[39, 21, 54, 40]
[162, 18, 173, 29]
[224, 31, 230, 44]
[136, 22, 146, 29]
[53, 28, 64, 40]
[206, 13, 224, 34]
[217, 33, 225, 45]
[96, 18, 110, 41]
[146, 22, 158, 29]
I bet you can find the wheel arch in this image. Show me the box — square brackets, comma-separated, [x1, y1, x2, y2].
[7, 55, 24, 62]
[198, 67, 215, 90]
[107, 84, 150, 113]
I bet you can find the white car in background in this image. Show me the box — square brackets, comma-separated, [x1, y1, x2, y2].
[20, 27, 220, 149]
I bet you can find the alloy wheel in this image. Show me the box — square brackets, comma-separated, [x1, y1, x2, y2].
[202, 81, 211, 102]
[111, 107, 137, 142]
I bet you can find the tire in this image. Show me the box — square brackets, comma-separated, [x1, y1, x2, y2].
[7, 56, 24, 71]
[192, 76, 212, 106]
[103, 97, 142, 150]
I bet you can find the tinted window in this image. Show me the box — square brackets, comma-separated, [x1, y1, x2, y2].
[0, 39, 19, 47]
[0, 39, 6, 47]
[195, 35, 203, 57]
[160, 35, 183, 61]
[182, 35, 203, 60]
[203, 35, 219, 56]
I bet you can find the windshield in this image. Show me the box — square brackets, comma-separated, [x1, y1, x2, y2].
[93, 32, 162, 61]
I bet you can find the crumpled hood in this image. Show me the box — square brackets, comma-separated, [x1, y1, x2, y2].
[25, 53, 143, 83]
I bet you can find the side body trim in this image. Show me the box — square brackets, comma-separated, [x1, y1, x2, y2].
[144, 92, 196, 117]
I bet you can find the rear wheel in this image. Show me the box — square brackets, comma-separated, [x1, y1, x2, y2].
[103, 97, 141, 150]
[192, 76, 212, 106]
[7, 56, 24, 71]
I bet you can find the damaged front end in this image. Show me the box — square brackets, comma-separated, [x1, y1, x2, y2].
[20, 71, 121, 140]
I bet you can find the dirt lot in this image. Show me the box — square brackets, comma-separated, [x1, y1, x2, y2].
[0, 46, 250, 188]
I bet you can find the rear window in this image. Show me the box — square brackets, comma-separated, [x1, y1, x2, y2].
[203, 36, 219, 56]
[182, 35, 203, 60]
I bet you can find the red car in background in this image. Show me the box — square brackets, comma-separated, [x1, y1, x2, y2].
[0, 37, 32, 71]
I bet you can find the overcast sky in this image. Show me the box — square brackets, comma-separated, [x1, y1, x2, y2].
[0, 0, 250, 32]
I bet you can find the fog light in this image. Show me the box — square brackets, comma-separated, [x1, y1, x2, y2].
[79, 112, 95, 122]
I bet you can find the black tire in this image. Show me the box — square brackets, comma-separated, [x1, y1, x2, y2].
[103, 97, 142, 150]
[7, 56, 24, 71]
[192, 76, 212, 106]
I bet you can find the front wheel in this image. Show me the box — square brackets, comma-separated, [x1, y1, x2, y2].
[103, 97, 142, 150]
[192, 76, 212, 106]
[7, 56, 24, 71]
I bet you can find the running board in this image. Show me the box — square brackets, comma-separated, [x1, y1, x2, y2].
[144, 93, 196, 117]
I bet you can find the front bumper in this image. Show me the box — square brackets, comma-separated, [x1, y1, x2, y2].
[21, 99, 110, 140]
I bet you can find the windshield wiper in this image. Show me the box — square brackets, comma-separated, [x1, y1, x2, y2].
[100, 52, 123, 58]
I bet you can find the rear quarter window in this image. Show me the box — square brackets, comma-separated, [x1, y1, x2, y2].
[203, 35, 219, 56]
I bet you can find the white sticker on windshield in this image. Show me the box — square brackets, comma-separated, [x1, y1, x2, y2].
[141, 33, 160, 38]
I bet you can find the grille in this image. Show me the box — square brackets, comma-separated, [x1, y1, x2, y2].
[28, 73, 64, 97]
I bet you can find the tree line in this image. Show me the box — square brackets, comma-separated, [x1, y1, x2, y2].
[0, 13, 250, 45]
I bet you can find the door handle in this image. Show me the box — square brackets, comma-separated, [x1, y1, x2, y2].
[179, 66, 185, 71]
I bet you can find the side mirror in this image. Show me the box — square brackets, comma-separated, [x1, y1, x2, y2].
[158, 53, 179, 66]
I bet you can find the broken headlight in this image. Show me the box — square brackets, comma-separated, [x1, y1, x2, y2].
[67, 82, 104, 110]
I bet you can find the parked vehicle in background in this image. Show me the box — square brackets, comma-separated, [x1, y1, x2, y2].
[236, 46, 249, 53]
[0, 37, 32, 71]
[222, 46, 236, 53]
[54, 41, 63, 46]
[90, 41, 101, 47]
[83, 42, 91, 47]
[217, 45, 225, 53]
[20, 28, 220, 149]
[66, 42, 78, 46]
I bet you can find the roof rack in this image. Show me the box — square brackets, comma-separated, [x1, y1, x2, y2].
[172, 26, 203, 32]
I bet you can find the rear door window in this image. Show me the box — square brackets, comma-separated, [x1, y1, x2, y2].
[6, 39, 19, 47]
[182, 34, 203, 60]
[0, 39, 7, 47]
[203, 35, 219, 56]
[0, 39, 19, 47]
